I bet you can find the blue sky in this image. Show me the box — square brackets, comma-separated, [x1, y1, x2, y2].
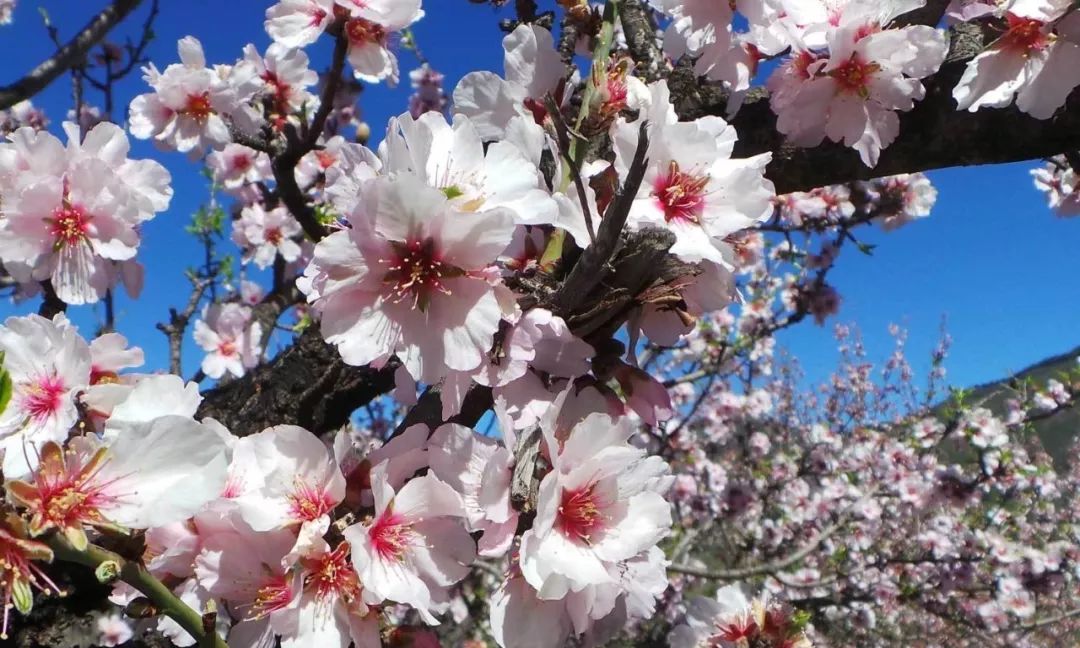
[0, 1, 1076, 393]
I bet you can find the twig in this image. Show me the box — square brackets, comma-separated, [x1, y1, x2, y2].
[1020, 607, 1080, 632]
[668, 487, 879, 580]
[547, 96, 595, 242]
[47, 533, 229, 648]
[0, 0, 145, 109]
[547, 121, 649, 315]
[157, 278, 212, 376]
[38, 281, 67, 319]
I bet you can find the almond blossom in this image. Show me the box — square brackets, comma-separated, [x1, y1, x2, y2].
[272, 534, 381, 648]
[454, 24, 567, 140]
[0, 122, 170, 304]
[380, 110, 558, 226]
[0, 514, 60, 640]
[129, 36, 258, 155]
[427, 423, 517, 557]
[5, 414, 229, 548]
[234, 203, 303, 269]
[344, 465, 475, 623]
[265, 0, 335, 48]
[300, 174, 515, 383]
[0, 314, 90, 478]
[339, 0, 424, 84]
[193, 302, 263, 379]
[519, 409, 672, 597]
[207, 143, 272, 191]
[239, 42, 319, 126]
[228, 425, 345, 531]
[953, 0, 1080, 119]
[612, 80, 775, 264]
[767, 1, 948, 166]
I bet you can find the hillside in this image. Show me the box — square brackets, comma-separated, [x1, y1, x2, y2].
[957, 345, 1080, 471]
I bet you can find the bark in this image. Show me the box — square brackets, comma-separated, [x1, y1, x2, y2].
[195, 326, 397, 437]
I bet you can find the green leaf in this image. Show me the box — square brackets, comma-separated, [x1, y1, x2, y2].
[0, 352, 11, 417]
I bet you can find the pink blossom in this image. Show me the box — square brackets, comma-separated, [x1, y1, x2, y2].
[234, 203, 303, 269]
[193, 302, 264, 379]
[300, 174, 516, 383]
[129, 36, 259, 154]
[0, 314, 91, 478]
[344, 466, 476, 623]
[954, 0, 1080, 119]
[768, 3, 948, 166]
[207, 143, 272, 191]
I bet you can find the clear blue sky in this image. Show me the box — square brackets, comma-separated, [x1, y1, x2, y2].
[0, 1, 1076, 392]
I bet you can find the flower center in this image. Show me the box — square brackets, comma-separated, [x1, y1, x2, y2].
[830, 56, 880, 96]
[345, 18, 387, 45]
[369, 510, 414, 561]
[249, 574, 294, 619]
[21, 375, 67, 422]
[307, 543, 362, 604]
[286, 477, 337, 523]
[556, 484, 605, 544]
[217, 339, 237, 358]
[382, 238, 460, 311]
[654, 161, 709, 225]
[49, 205, 90, 249]
[1001, 14, 1049, 52]
[266, 227, 284, 246]
[315, 150, 337, 169]
[232, 154, 252, 172]
[181, 92, 214, 121]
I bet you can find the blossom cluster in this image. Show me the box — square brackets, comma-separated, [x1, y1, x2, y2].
[5, 0, 1080, 646]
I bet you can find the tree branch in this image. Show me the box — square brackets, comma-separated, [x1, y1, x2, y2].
[668, 487, 878, 580]
[0, 0, 145, 110]
[47, 533, 228, 648]
[196, 326, 397, 436]
[670, 24, 1080, 193]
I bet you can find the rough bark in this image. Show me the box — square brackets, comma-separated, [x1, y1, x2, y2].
[196, 326, 397, 437]
[673, 24, 1080, 193]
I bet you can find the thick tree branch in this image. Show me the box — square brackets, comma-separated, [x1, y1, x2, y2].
[614, 0, 664, 81]
[196, 327, 397, 436]
[670, 24, 1080, 193]
[0, 0, 145, 110]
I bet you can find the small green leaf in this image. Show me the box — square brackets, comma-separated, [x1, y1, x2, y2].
[0, 352, 11, 417]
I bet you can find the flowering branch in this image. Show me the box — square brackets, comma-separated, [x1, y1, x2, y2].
[0, 0, 145, 109]
[668, 487, 880, 581]
[45, 533, 229, 648]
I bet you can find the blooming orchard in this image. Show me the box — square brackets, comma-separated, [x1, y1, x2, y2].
[0, 0, 1079, 647]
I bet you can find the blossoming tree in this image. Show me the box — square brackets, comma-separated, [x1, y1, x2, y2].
[0, 0, 1079, 646]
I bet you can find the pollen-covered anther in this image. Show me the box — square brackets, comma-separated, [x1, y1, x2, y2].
[286, 477, 336, 522]
[20, 376, 67, 422]
[180, 92, 214, 121]
[1001, 14, 1050, 52]
[830, 56, 881, 96]
[369, 510, 415, 561]
[48, 205, 90, 249]
[382, 238, 461, 308]
[653, 161, 710, 225]
[556, 484, 606, 544]
[308, 543, 362, 604]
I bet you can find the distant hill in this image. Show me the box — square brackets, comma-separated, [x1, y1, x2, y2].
[954, 345, 1080, 471]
